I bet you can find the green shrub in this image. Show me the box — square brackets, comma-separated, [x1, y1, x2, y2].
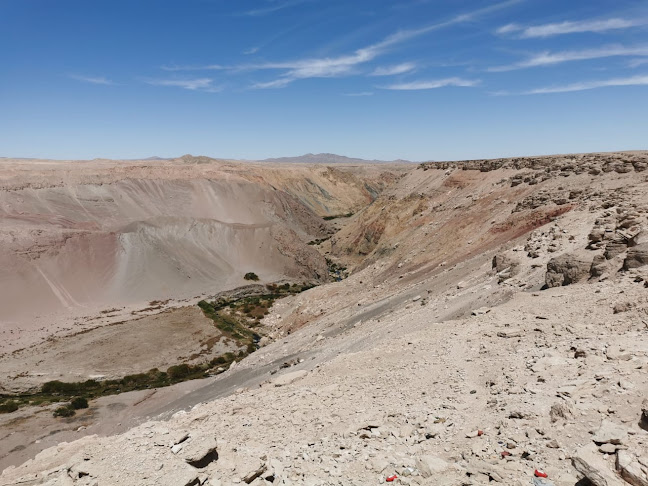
[70, 397, 88, 410]
[210, 356, 226, 365]
[0, 401, 19, 414]
[167, 364, 192, 380]
[42, 380, 77, 394]
[244, 272, 259, 281]
[121, 373, 151, 387]
[53, 406, 75, 417]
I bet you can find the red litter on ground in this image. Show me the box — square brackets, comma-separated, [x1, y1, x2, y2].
[477, 430, 484, 436]
[386, 475, 398, 482]
[535, 470, 548, 478]
[501, 451, 511, 457]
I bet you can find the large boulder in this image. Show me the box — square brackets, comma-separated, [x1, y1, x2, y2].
[545, 253, 592, 288]
[624, 243, 648, 270]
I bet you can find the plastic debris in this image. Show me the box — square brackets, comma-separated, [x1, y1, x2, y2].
[386, 474, 398, 482]
[534, 469, 548, 478]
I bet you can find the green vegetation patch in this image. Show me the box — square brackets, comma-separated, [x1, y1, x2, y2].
[0, 281, 318, 416]
[307, 236, 331, 246]
[322, 212, 354, 221]
[325, 257, 348, 281]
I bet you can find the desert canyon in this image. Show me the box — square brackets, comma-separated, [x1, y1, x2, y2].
[0, 152, 647, 486]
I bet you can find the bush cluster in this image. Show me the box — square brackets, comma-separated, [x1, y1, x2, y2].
[0, 401, 19, 414]
[52, 396, 89, 418]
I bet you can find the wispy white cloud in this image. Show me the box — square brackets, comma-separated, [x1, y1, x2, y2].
[381, 77, 480, 90]
[344, 91, 374, 96]
[241, 0, 314, 17]
[161, 64, 225, 72]
[525, 74, 648, 94]
[243, 47, 260, 55]
[144, 78, 221, 92]
[488, 44, 648, 72]
[168, 0, 520, 89]
[370, 62, 417, 76]
[496, 23, 521, 35]
[251, 78, 294, 89]
[629, 58, 648, 68]
[497, 17, 648, 38]
[69, 74, 115, 85]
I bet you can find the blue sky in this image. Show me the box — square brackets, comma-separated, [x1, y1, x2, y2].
[1, 0, 647, 161]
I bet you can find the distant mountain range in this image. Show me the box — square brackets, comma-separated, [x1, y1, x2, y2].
[254, 153, 415, 164]
[2, 154, 417, 164]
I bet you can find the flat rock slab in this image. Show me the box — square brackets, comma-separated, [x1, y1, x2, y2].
[272, 369, 308, 387]
[592, 420, 627, 445]
[616, 450, 648, 486]
[497, 329, 522, 338]
[572, 443, 625, 486]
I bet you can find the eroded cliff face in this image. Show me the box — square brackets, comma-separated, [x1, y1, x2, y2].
[330, 151, 647, 278]
[0, 157, 404, 346]
[272, 151, 647, 336]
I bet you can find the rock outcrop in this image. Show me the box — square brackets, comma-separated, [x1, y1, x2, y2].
[545, 253, 592, 287]
[624, 243, 648, 270]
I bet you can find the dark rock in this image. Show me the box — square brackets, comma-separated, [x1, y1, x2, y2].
[605, 241, 628, 260]
[624, 243, 648, 269]
[545, 253, 592, 288]
[590, 255, 607, 278]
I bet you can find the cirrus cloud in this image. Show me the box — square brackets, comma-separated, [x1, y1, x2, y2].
[497, 17, 648, 38]
[381, 77, 480, 90]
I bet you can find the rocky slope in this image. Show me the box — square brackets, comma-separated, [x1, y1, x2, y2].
[1, 151, 647, 485]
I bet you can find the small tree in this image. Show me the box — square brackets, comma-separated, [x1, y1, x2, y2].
[0, 401, 19, 414]
[70, 397, 89, 409]
[167, 364, 192, 380]
[244, 272, 259, 281]
[53, 406, 75, 418]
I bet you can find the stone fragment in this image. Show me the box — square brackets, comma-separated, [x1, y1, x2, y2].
[546, 439, 560, 449]
[242, 463, 267, 484]
[416, 455, 450, 478]
[600, 444, 617, 454]
[550, 402, 574, 423]
[180, 436, 218, 469]
[532, 478, 555, 486]
[624, 243, 648, 269]
[509, 410, 532, 419]
[272, 370, 308, 387]
[592, 420, 627, 445]
[590, 255, 608, 278]
[472, 307, 491, 316]
[605, 241, 628, 260]
[497, 329, 522, 338]
[616, 450, 648, 486]
[572, 443, 625, 486]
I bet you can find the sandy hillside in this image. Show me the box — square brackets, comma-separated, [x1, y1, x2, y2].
[1, 152, 647, 485]
[0, 156, 403, 355]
